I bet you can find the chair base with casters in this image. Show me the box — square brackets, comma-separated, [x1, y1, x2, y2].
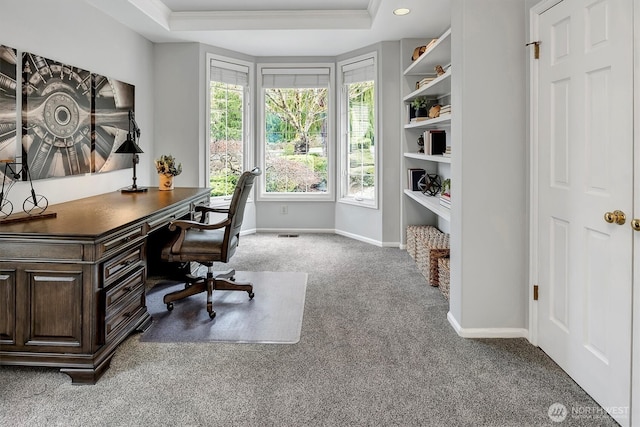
[163, 265, 254, 319]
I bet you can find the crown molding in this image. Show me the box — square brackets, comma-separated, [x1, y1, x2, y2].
[169, 10, 371, 31]
[129, 0, 172, 30]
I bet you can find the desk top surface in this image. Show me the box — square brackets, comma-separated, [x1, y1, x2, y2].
[0, 187, 210, 238]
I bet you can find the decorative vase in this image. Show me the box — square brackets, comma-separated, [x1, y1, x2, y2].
[416, 107, 429, 117]
[159, 174, 174, 191]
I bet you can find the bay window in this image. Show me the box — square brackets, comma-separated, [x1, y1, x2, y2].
[207, 55, 251, 199]
[258, 64, 334, 200]
[338, 54, 377, 207]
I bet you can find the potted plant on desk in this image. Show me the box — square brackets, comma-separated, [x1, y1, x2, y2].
[155, 154, 182, 191]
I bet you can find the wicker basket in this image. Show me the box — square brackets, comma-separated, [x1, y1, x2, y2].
[416, 232, 450, 286]
[438, 257, 450, 300]
[406, 225, 440, 260]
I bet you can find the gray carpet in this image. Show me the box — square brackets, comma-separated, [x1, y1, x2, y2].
[141, 271, 307, 343]
[0, 233, 617, 426]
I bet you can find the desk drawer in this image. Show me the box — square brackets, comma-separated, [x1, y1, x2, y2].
[105, 290, 145, 343]
[97, 227, 144, 260]
[102, 244, 144, 288]
[105, 266, 145, 311]
[146, 205, 192, 233]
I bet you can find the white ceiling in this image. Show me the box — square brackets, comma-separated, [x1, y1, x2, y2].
[84, 0, 451, 57]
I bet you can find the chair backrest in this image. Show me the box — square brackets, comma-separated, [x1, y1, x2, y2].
[224, 167, 260, 247]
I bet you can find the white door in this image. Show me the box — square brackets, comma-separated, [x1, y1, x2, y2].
[534, 0, 633, 425]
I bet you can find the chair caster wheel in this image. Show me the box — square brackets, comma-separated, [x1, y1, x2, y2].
[167, 302, 174, 311]
[248, 291, 255, 299]
[209, 311, 216, 319]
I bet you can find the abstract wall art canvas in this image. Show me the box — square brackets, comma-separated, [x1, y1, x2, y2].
[22, 52, 94, 179]
[21, 52, 135, 180]
[0, 45, 17, 172]
[91, 74, 135, 174]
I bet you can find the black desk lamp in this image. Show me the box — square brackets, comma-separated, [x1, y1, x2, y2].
[116, 110, 147, 193]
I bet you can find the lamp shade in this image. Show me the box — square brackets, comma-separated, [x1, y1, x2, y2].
[115, 137, 144, 154]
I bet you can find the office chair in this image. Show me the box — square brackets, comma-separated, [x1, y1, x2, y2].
[160, 167, 260, 319]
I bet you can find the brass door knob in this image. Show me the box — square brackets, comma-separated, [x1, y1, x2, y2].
[632, 218, 640, 231]
[604, 210, 626, 225]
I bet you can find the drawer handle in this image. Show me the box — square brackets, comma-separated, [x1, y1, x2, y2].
[123, 311, 132, 318]
[123, 286, 132, 292]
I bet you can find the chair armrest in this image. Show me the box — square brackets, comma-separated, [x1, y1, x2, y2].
[195, 204, 230, 223]
[195, 204, 230, 214]
[167, 217, 232, 254]
[168, 218, 231, 232]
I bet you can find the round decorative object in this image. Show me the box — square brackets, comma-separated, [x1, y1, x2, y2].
[159, 173, 174, 191]
[419, 174, 442, 196]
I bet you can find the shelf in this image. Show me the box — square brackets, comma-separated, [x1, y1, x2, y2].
[404, 152, 451, 164]
[403, 69, 451, 102]
[405, 114, 451, 129]
[404, 189, 451, 221]
[404, 28, 452, 76]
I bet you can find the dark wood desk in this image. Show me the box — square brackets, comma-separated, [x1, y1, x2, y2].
[0, 187, 210, 384]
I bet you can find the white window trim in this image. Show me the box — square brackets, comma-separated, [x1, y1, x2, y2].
[256, 62, 335, 202]
[337, 52, 379, 209]
[205, 53, 255, 205]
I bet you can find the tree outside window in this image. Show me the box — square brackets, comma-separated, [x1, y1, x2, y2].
[263, 87, 328, 193]
[209, 81, 243, 197]
[346, 81, 375, 200]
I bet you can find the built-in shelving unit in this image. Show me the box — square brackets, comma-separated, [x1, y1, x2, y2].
[401, 27, 452, 226]
[404, 152, 451, 163]
[403, 189, 451, 222]
[403, 69, 451, 102]
[404, 113, 451, 130]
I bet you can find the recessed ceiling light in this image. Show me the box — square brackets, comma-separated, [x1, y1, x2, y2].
[393, 8, 411, 16]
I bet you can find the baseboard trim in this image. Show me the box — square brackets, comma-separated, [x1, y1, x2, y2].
[447, 312, 529, 339]
[254, 228, 400, 248]
[335, 229, 382, 247]
[256, 227, 335, 235]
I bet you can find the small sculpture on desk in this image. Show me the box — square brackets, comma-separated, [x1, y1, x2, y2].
[417, 135, 425, 153]
[0, 159, 51, 222]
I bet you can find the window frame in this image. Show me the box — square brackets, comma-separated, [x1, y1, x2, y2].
[337, 52, 379, 209]
[256, 62, 335, 202]
[205, 53, 254, 204]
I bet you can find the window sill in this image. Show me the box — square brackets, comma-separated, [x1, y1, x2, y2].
[338, 197, 378, 209]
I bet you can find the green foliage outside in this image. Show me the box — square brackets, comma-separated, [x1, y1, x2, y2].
[209, 78, 375, 197]
[347, 81, 375, 198]
[264, 87, 328, 193]
[209, 82, 243, 197]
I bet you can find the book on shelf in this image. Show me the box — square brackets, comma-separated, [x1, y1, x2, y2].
[417, 76, 436, 88]
[439, 193, 451, 208]
[410, 117, 430, 124]
[422, 129, 447, 155]
[407, 168, 426, 191]
[442, 146, 452, 157]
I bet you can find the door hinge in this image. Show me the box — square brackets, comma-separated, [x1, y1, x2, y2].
[533, 284, 539, 301]
[526, 41, 540, 59]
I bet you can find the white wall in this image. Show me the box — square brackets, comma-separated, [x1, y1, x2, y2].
[0, 0, 155, 205]
[449, 0, 528, 332]
[335, 41, 402, 247]
[153, 43, 202, 188]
